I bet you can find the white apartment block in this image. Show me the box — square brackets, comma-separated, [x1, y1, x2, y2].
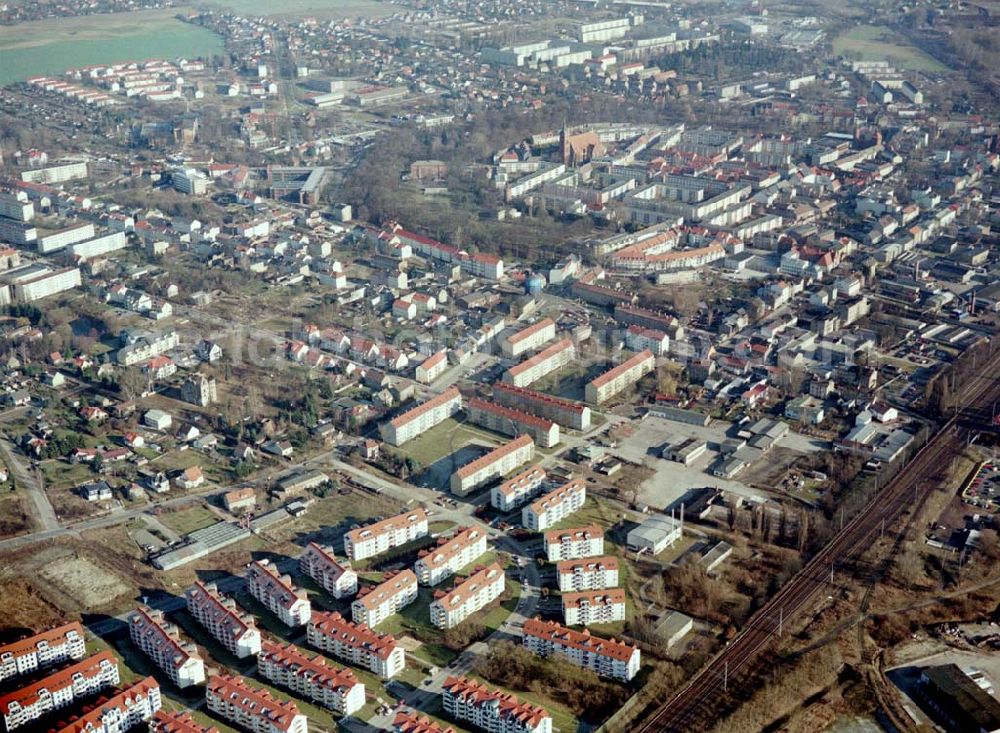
[556, 556, 620, 592]
[415, 350, 448, 384]
[624, 325, 670, 356]
[184, 581, 262, 658]
[351, 570, 419, 627]
[299, 542, 358, 599]
[343, 508, 429, 562]
[4, 265, 82, 303]
[0, 652, 120, 731]
[522, 619, 640, 682]
[442, 676, 552, 733]
[493, 383, 592, 431]
[543, 525, 605, 562]
[37, 223, 95, 254]
[491, 466, 547, 512]
[503, 339, 575, 388]
[307, 611, 405, 679]
[450, 435, 535, 496]
[522, 480, 586, 531]
[501, 318, 556, 358]
[0, 192, 33, 222]
[21, 162, 88, 184]
[562, 589, 627, 626]
[54, 677, 161, 733]
[0, 623, 86, 683]
[430, 563, 506, 629]
[415, 528, 489, 586]
[466, 398, 560, 449]
[207, 675, 307, 733]
[380, 386, 461, 446]
[585, 349, 655, 404]
[258, 641, 365, 716]
[128, 606, 205, 688]
[246, 559, 312, 627]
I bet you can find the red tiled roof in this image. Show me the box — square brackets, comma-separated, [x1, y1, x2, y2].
[432, 563, 503, 610]
[442, 676, 549, 728]
[207, 675, 300, 729]
[393, 710, 455, 733]
[506, 339, 573, 379]
[344, 508, 428, 547]
[247, 561, 306, 611]
[152, 709, 219, 733]
[467, 397, 555, 432]
[555, 555, 619, 575]
[505, 318, 554, 345]
[417, 528, 485, 571]
[523, 619, 637, 662]
[259, 641, 358, 692]
[389, 386, 461, 428]
[0, 622, 84, 661]
[495, 466, 546, 498]
[543, 524, 603, 544]
[309, 611, 398, 661]
[493, 383, 588, 415]
[57, 677, 160, 733]
[588, 350, 654, 389]
[561, 588, 626, 609]
[454, 435, 534, 480]
[354, 570, 418, 611]
[527, 480, 585, 515]
[0, 651, 117, 714]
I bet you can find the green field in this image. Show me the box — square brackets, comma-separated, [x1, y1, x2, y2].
[158, 505, 219, 535]
[832, 25, 948, 72]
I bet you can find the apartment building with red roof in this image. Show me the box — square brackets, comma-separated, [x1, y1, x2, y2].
[442, 676, 551, 733]
[0, 623, 87, 683]
[430, 563, 506, 629]
[543, 525, 605, 562]
[127, 606, 205, 688]
[151, 710, 219, 733]
[184, 581, 261, 658]
[522, 480, 586, 531]
[450, 435, 535, 496]
[343, 508, 429, 562]
[492, 383, 591, 431]
[393, 709, 455, 733]
[307, 611, 405, 680]
[54, 676, 161, 733]
[351, 570, 419, 627]
[584, 350, 655, 404]
[502, 339, 575, 388]
[414, 528, 489, 586]
[522, 619, 640, 681]
[299, 542, 358, 599]
[466, 398, 560, 449]
[206, 675, 306, 733]
[490, 466, 547, 512]
[501, 318, 556, 358]
[246, 559, 311, 627]
[379, 386, 462, 446]
[556, 556, 620, 592]
[561, 589, 627, 626]
[258, 641, 365, 716]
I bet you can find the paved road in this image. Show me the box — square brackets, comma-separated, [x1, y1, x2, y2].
[0, 435, 58, 531]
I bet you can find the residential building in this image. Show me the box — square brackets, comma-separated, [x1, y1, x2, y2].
[503, 339, 575, 388]
[351, 570, 419, 627]
[624, 325, 670, 356]
[184, 581, 261, 658]
[466, 398, 560, 448]
[441, 676, 552, 733]
[206, 675, 306, 733]
[429, 563, 506, 629]
[415, 528, 489, 586]
[180, 374, 217, 407]
[491, 466, 547, 512]
[380, 386, 461, 446]
[343, 508, 429, 562]
[151, 710, 219, 733]
[415, 350, 448, 384]
[0, 652, 120, 731]
[492, 383, 591, 430]
[54, 677, 161, 733]
[258, 641, 364, 716]
[0, 623, 87, 683]
[522, 619, 640, 682]
[127, 606, 205, 688]
[562, 589, 627, 626]
[3, 265, 82, 303]
[501, 318, 556, 358]
[584, 350, 655, 404]
[223, 488, 257, 514]
[556, 556, 619, 592]
[393, 710, 455, 733]
[450, 435, 535, 496]
[246, 559, 311, 627]
[543, 525, 604, 562]
[299, 542, 358, 599]
[522, 480, 586, 531]
[307, 611, 405, 679]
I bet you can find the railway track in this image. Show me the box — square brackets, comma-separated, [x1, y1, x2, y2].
[639, 347, 1000, 732]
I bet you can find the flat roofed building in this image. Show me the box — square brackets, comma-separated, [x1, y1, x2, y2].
[442, 676, 552, 733]
[184, 581, 261, 658]
[491, 466, 547, 512]
[522, 480, 586, 531]
[430, 563, 506, 629]
[380, 387, 461, 446]
[562, 589, 627, 627]
[466, 398, 560, 448]
[0, 652, 120, 731]
[0, 623, 87, 683]
[502, 339, 575, 388]
[501, 318, 556, 358]
[206, 675, 306, 733]
[492, 383, 591, 431]
[543, 525, 604, 562]
[343, 508, 429, 562]
[246, 559, 311, 627]
[626, 514, 682, 555]
[151, 710, 219, 733]
[258, 641, 365, 716]
[918, 664, 1000, 733]
[128, 606, 205, 688]
[415, 528, 489, 586]
[307, 611, 405, 680]
[556, 556, 620, 592]
[351, 570, 419, 627]
[450, 435, 535, 496]
[522, 619, 640, 682]
[585, 350, 655, 404]
[55, 676, 161, 733]
[299, 542, 358, 599]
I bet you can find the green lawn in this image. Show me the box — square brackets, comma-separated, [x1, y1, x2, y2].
[832, 25, 948, 71]
[40, 460, 94, 490]
[548, 496, 620, 532]
[400, 418, 499, 467]
[158, 505, 219, 535]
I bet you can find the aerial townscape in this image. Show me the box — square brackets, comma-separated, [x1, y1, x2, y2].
[0, 1, 999, 733]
